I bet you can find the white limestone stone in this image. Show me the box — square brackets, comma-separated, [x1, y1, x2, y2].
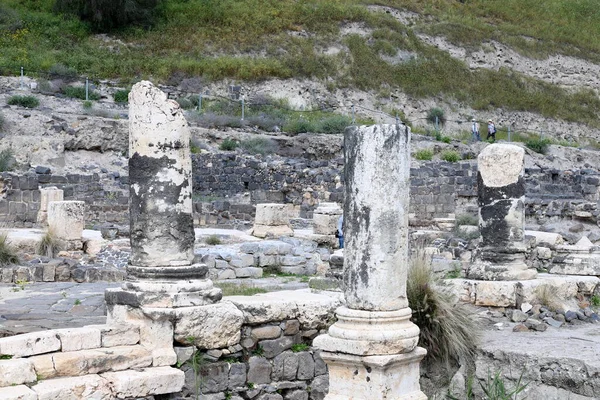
[254, 204, 292, 226]
[478, 143, 524, 187]
[0, 330, 61, 357]
[342, 124, 411, 311]
[47, 201, 84, 241]
[312, 203, 342, 235]
[252, 224, 294, 239]
[86, 324, 140, 347]
[37, 187, 63, 224]
[32, 374, 112, 400]
[0, 359, 36, 386]
[55, 327, 101, 352]
[0, 385, 37, 400]
[525, 230, 564, 247]
[320, 349, 427, 400]
[173, 302, 244, 349]
[101, 366, 184, 398]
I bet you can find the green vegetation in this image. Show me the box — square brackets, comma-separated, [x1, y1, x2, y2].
[414, 149, 433, 161]
[0, 149, 15, 172]
[215, 282, 268, 297]
[0, 234, 19, 266]
[427, 107, 446, 125]
[220, 138, 238, 151]
[240, 137, 279, 155]
[205, 235, 221, 245]
[36, 229, 61, 258]
[456, 214, 478, 226]
[448, 370, 528, 400]
[3, 1, 600, 127]
[525, 137, 552, 154]
[7, 95, 39, 108]
[407, 244, 479, 367]
[0, 354, 12, 360]
[74, 299, 81, 305]
[441, 150, 461, 162]
[252, 345, 265, 357]
[291, 343, 310, 352]
[82, 100, 92, 109]
[0, 111, 4, 131]
[62, 86, 100, 100]
[591, 295, 600, 307]
[113, 89, 130, 103]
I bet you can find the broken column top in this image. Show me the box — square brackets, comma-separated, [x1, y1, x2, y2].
[128, 81, 195, 271]
[478, 143, 524, 187]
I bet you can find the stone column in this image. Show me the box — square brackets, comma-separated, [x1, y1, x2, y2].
[314, 124, 426, 400]
[467, 143, 537, 280]
[37, 187, 63, 225]
[105, 81, 221, 367]
[47, 200, 84, 250]
[312, 202, 342, 235]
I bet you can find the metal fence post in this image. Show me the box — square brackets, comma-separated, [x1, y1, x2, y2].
[20, 67, 24, 90]
[241, 97, 245, 121]
[85, 78, 89, 101]
[435, 116, 439, 131]
[351, 104, 355, 124]
[508, 125, 511, 142]
[198, 94, 202, 111]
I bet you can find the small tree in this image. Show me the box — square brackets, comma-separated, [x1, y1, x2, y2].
[427, 107, 446, 127]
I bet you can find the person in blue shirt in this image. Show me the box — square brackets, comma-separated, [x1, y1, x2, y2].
[337, 214, 344, 249]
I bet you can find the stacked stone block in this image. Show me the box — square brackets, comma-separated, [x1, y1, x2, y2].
[252, 203, 294, 238]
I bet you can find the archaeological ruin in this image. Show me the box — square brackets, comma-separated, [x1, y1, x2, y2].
[0, 82, 599, 400]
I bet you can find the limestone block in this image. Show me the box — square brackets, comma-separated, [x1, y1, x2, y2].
[0, 330, 61, 357]
[0, 359, 36, 386]
[252, 224, 294, 239]
[173, 302, 244, 349]
[55, 327, 101, 351]
[312, 213, 339, 235]
[32, 374, 112, 400]
[251, 325, 282, 340]
[86, 324, 140, 347]
[0, 385, 37, 400]
[258, 254, 278, 267]
[48, 201, 84, 241]
[254, 204, 292, 226]
[42, 263, 56, 282]
[525, 230, 564, 247]
[103, 367, 185, 398]
[535, 247, 553, 260]
[217, 269, 236, 280]
[37, 187, 63, 224]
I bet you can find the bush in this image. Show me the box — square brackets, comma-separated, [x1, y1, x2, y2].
[82, 100, 93, 109]
[36, 230, 61, 258]
[317, 114, 352, 134]
[440, 135, 451, 144]
[113, 89, 130, 103]
[284, 119, 316, 134]
[455, 214, 478, 226]
[0, 149, 16, 172]
[0, 234, 19, 266]
[190, 138, 205, 154]
[220, 138, 238, 151]
[54, 0, 161, 32]
[7, 95, 39, 108]
[239, 137, 278, 155]
[176, 96, 195, 110]
[414, 149, 433, 161]
[525, 137, 552, 154]
[407, 245, 479, 367]
[441, 150, 461, 162]
[62, 86, 100, 101]
[0, 111, 4, 132]
[427, 107, 446, 125]
[205, 235, 221, 245]
[48, 64, 78, 81]
[245, 114, 285, 132]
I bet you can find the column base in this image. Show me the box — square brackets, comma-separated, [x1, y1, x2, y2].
[320, 349, 427, 400]
[467, 245, 537, 281]
[313, 307, 420, 356]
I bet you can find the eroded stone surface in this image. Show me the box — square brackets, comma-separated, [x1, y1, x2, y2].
[47, 201, 84, 241]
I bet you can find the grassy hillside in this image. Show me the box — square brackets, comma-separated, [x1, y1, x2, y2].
[2, 0, 600, 125]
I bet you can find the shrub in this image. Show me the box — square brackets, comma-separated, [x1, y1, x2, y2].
[0, 148, 16, 172]
[427, 107, 446, 125]
[48, 64, 78, 81]
[441, 150, 461, 162]
[239, 137, 278, 155]
[0, 234, 19, 266]
[220, 138, 238, 151]
[82, 100, 93, 109]
[0, 111, 4, 132]
[407, 244, 479, 368]
[176, 97, 195, 110]
[455, 214, 478, 226]
[54, 0, 161, 32]
[245, 114, 285, 132]
[284, 119, 316, 134]
[62, 86, 100, 101]
[7, 95, 39, 108]
[440, 135, 451, 144]
[414, 149, 433, 161]
[525, 137, 552, 154]
[190, 138, 205, 154]
[36, 230, 61, 258]
[317, 114, 352, 134]
[215, 283, 268, 296]
[113, 89, 130, 103]
[205, 235, 221, 245]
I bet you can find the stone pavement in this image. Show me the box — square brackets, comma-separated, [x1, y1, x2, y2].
[0, 281, 119, 336]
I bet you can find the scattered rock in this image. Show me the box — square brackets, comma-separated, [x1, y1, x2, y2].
[513, 324, 529, 332]
[544, 317, 563, 328]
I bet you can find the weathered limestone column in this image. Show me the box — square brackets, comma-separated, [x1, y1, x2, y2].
[37, 187, 63, 225]
[47, 200, 84, 250]
[467, 143, 537, 280]
[105, 81, 221, 368]
[314, 124, 426, 400]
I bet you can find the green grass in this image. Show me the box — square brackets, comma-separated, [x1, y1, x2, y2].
[525, 137, 552, 154]
[219, 138, 238, 151]
[205, 235, 221, 245]
[414, 149, 433, 161]
[36, 229, 61, 258]
[291, 343, 310, 352]
[0, 148, 15, 172]
[215, 283, 268, 296]
[0, 234, 19, 266]
[7, 95, 39, 108]
[62, 86, 100, 101]
[441, 150, 461, 162]
[3, 0, 600, 127]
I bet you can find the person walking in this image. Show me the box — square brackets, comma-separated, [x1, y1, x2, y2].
[471, 118, 481, 142]
[487, 119, 497, 141]
[336, 214, 344, 249]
